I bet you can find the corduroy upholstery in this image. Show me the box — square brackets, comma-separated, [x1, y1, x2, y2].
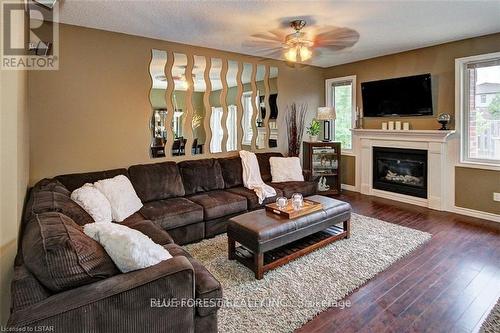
[140, 197, 204, 230]
[55, 168, 128, 192]
[25, 190, 94, 226]
[271, 180, 318, 198]
[188, 190, 247, 220]
[22, 212, 119, 292]
[178, 159, 225, 195]
[128, 162, 185, 202]
[10, 153, 318, 332]
[217, 156, 243, 188]
[8, 257, 196, 333]
[226, 186, 283, 210]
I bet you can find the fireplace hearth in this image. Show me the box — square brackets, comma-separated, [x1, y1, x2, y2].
[373, 147, 428, 198]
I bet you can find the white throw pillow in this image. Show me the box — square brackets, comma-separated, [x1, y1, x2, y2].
[84, 222, 172, 273]
[270, 157, 304, 182]
[94, 175, 143, 222]
[71, 183, 113, 223]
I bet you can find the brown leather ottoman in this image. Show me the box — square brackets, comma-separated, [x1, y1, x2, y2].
[227, 195, 351, 279]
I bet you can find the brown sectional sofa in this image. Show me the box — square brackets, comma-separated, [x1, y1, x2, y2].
[8, 152, 317, 332]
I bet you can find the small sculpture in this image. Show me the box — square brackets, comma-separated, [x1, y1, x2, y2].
[437, 113, 451, 130]
[317, 177, 330, 191]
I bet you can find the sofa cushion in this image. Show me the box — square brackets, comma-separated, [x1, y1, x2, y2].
[22, 212, 119, 292]
[140, 198, 204, 230]
[178, 159, 225, 195]
[271, 181, 317, 198]
[128, 162, 185, 202]
[165, 243, 222, 317]
[188, 190, 247, 220]
[256, 152, 284, 182]
[32, 178, 70, 196]
[83, 222, 172, 273]
[26, 190, 94, 226]
[121, 213, 174, 245]
[55, 168, 128, 192]
[226, 186, 283, 210]
[10, 265, 50, 311]
[218, 157, 243, 188]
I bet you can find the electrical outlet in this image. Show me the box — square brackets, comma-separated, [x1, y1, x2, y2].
[494, 193, 500, 202]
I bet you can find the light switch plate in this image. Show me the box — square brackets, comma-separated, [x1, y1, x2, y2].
[494, 193, 500, 202]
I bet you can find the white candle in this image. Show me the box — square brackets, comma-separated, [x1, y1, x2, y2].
[395, 121, 402, 130]
[403, 122, 410, 130]
[382, 122, 388, 130]
[388, 121, 395, 130]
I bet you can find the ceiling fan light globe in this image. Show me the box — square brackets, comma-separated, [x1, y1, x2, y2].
[299, 46, 312, 61]
[284, 47, 297, 62]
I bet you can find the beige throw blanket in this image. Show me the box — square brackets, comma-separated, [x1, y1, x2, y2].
[239, 150, 276, 204]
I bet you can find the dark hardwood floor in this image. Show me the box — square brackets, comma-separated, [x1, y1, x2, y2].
[297, 191, 500, 333]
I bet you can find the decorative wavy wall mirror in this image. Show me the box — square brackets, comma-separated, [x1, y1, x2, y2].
[192, 55, 206, 155]
[149, 49, 168, 158]
[209, 58, 223, 153]
[148, 49, 279, 158]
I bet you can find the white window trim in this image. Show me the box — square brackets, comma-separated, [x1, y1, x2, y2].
[455, 51, 500, 169]
[325, 75, 357, 153]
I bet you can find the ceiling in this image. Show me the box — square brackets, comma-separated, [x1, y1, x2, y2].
[57, 1, 500, 68]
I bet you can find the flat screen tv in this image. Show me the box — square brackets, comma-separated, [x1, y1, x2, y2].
[361, 74, 433, 117]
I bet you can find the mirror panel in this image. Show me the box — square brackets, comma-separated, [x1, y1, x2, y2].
[149, 49, 168, 158]
[241, 63, 254, 150]
[269, 66, 279, 148]
[209, 58, 223, 153]
[256, 64, 266, 149]
[226, 60, 239, 152]
[191, 55, 206, 155]
[171, 53, 188, 156]
[148, 49, 279, 157]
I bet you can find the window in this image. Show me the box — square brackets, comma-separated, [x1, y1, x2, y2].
[457, 52, 500, 166]
[326, 76, 356, 151]
[226, 105, 237, 151]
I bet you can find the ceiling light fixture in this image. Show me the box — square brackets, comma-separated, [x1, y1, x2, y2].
[283, 20, 313, 63]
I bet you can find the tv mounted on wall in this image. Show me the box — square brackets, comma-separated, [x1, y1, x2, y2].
[361, 74, 433, 117]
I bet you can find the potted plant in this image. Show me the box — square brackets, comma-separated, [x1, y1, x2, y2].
[306, 119, 321, 141]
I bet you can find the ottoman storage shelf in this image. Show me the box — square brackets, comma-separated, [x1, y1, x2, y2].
[227, 195, 351, 279]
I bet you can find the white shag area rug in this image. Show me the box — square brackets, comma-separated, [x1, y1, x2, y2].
[480, 298, 500, 333]
[184, 213, 431, 333]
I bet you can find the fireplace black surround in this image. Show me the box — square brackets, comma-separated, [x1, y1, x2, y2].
[373, 147, 428, 198]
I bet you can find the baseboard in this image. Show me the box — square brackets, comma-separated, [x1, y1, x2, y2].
[341, 184, 358, 192]
[450, 206, 500, 223]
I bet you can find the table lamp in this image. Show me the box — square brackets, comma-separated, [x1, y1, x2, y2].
[317, 107, 336, 142]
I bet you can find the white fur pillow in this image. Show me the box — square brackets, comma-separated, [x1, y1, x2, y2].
[94, 175, 143, 222]
[71, 183, 112, 223]
[270, 157, 304, 182]
[84, 222, 172, 273]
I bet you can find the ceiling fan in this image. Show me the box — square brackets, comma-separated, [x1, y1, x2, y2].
[243, 19, 360, 63]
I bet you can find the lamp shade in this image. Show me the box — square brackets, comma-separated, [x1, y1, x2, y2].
[317, 107, 336, 120]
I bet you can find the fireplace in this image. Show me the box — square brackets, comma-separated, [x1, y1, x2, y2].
[372, 147, 428, 198]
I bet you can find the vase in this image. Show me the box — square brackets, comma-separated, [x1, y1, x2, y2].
[309, 135, 318, 142]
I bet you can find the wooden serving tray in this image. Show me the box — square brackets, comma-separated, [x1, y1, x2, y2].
[265, 199, 323, 219]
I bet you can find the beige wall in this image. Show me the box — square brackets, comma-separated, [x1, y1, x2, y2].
[327, 34, 500, 216]
[324, 33, 500, 131]
[455, 167, 500, 215]
[29, 23, 323, 185]
[0, 0, 30, 324]
[341, 155, 355, 186]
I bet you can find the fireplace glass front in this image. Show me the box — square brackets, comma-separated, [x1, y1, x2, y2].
[372, 147, 428, 198]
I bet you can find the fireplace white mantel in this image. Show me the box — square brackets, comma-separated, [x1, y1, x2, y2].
[350, 129, 456, 210]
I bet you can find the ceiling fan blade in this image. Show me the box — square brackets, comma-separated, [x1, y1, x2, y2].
[242, 39, 282, 48]
[250, 32, 283, 43]
[314, 26, 360, 50]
